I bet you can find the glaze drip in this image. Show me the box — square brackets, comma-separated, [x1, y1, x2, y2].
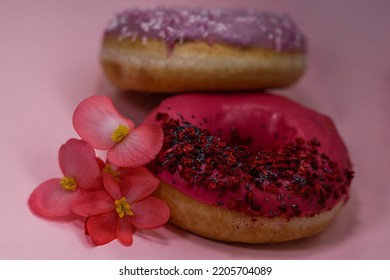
[149, 113, 353, 218]
[104, 7, 306, 52]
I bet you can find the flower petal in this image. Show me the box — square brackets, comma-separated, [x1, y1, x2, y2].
[72, 95, 135, 150]
[72, 190, 114, 217]
[116, 216, 133, 246]
[28, 178, 82, 218]
[121, 167, 160, 203]
[131, 197, 170, 229]
[108, 124, 163, 168]
[86, 211, 118, 246]
[58, 138, 101, 190]
[103, 162, 132, 180]
[103, 172, 122, 200]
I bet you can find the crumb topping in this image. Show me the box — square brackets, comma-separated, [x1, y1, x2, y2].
[149, 113, 353, 218]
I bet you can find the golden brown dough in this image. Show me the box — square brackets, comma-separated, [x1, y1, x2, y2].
[155, 182, 343, 243]
[101, 38, 305, 93]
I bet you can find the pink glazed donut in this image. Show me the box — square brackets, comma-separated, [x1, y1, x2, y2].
[101, 7, 306, 93]
[145, 93, 353, 243]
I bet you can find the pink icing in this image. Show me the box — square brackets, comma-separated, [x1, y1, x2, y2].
[104, 7, 306, 52]
[145, 93, 353, 218]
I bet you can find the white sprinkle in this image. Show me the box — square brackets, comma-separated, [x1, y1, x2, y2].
[275, 28, 283, 35]
[236, 16, 256, 23]
[180, 10, 189, 16]
[141, 22, 150, 32]
[158, 30, 166, 39]
[188, 15, 197, 24]
[215, 23, 228, 33]
[153, 19, 162, 30]
[121, 26, 128, 34]
[131, 32, 138, 42]
[119, 15, 127, 24]
[106, 18, 119, 31]
[210, 9, 222, 17]
[149, 17, 160, 30]
[166, 26, 175, 33]
[142, 36, 148, 45]
[119, 31, 132, 41]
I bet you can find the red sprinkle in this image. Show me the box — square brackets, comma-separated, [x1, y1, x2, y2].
[149, 113, 353, 218]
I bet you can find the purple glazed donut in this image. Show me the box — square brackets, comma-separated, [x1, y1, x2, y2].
[101, 7, 306, 93]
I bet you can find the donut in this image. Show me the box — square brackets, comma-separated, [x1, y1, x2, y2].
[101, 7, 306, 93]
[144, 93, 353, 243]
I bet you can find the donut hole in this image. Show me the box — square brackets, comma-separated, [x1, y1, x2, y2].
[207, 107, 297, 149]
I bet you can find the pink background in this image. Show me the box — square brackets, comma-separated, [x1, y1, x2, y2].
[1, 0, 389, 259]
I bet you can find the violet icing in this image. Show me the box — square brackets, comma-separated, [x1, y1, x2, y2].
[104, 7, 306, 52]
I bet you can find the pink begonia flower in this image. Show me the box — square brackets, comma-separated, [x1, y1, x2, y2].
[72, 95, 163, 168]
[102, 162, 132, 181]
[28, 139, 103, 218]
[73, 167, 170, 246]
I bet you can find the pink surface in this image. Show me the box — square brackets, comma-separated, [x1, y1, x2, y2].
[1, 0, 389, 259]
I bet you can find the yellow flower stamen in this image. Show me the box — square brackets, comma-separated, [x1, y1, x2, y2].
[114, 197, 134, 218]
[111, 124, 130, 143]
[60, 176, 77, 191]
[103, 164, 120, 179]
